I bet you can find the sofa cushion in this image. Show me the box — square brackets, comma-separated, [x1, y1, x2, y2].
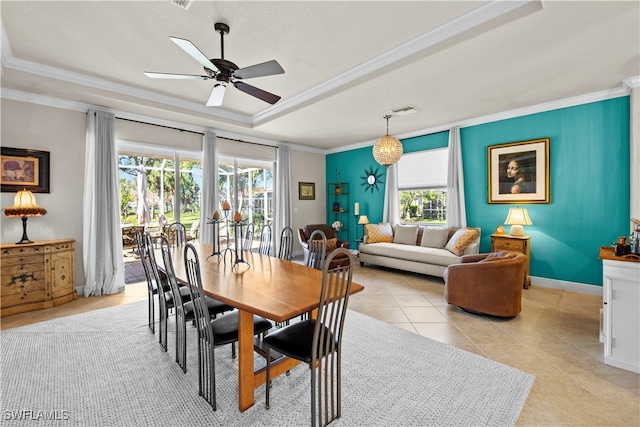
[420, 227, 450, 248]
[393, 224, 418, 245]
[445, 227, 481, 256]
[359, 242, 460, 266]
[365, 223, 393, 243]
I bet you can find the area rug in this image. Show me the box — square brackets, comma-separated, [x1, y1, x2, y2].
[1, 301, 534, 426]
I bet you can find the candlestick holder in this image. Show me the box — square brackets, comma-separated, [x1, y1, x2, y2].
[219, 206, 234, 262]
[206, 215, 222, 261]
[224, 219, 250, 270]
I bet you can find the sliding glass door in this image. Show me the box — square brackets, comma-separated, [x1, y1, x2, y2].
[218, 155, 273, 248]
[118, 144, 202, 236]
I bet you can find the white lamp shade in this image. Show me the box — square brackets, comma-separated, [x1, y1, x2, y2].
[504, 207, 532, 236]
[358, 215, 370, 225]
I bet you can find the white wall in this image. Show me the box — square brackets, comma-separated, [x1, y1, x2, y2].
[1, 99, 86, 286]
[290, 149, 326, 254]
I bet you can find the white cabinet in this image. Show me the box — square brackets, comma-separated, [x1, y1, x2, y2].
[602, 258, 640, 373]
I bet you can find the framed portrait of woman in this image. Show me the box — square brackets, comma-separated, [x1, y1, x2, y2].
[487, 137, 550, 204]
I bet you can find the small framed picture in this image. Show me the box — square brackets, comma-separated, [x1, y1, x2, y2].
[487, 137, 550, 204]
[1, 147, 50, 193]
[298, 182, 315, 200]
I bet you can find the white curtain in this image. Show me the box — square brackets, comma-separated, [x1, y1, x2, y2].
[199, 131, 218, 244]
[274, 144, 292, 253]
[446, 126, 467, 228]
[382, 163, 400, 224]
[83, 109, 124, 296]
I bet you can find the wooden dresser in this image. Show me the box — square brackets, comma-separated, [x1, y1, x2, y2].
[490, 233, 531, 288]
[1, 239, 76, 317]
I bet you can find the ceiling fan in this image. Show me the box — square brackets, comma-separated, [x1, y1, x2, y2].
[144, 22, 284, 106]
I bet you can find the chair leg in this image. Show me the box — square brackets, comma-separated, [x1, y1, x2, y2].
[148, 291, 155, 334]
[265, 347, 271, 410]
[231, 342, 236, 359]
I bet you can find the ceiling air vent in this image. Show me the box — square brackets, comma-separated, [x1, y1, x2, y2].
[169, 0, 193, 10]
[390, 105, 419, 116]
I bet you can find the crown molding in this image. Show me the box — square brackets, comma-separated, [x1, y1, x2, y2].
[326, 80, 633, 155]
[1, 1, 542, 131]
[253, 0, 543, 126]
[624, 75, 640, 89]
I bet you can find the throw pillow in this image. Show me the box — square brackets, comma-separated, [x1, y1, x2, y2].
[393, 224, 418, 245]
[420, 227, 450, 248]
[445, 227, 480, 256]
[326, 237, 338, 252]
[365, 223, 393, 243]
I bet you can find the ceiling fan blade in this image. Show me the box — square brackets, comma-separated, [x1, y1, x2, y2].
[144, 72, 208, 79]
[169, 36, 220, 73]
[233, 60, 285, 80]
[234, 81, 281, 104]
[206, 84, 226, 106]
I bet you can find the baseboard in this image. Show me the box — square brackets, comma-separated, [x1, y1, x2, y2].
[530, 276, 603, 296]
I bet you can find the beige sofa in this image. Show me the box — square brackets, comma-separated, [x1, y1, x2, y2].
[359, 224, 481, 278]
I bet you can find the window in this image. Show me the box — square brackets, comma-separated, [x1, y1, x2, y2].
[397, 149, 448, 224]
[118, 141, 202, 233]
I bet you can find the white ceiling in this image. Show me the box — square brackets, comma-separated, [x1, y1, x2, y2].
[1, 1, 638, 151]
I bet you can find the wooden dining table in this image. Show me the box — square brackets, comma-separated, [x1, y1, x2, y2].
[158, 243, 364, 411]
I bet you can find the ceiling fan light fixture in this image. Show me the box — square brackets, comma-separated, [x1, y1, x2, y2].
[373, 115, 403, 167]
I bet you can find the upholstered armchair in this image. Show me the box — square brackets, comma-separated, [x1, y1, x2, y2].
[443, 251, 527, 317]
[297, 224, 350, 267]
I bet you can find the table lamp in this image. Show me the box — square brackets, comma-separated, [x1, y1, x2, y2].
[357, 215, 369, 240]
[504, 207, 532, 237]
[4, 189, 47, 244]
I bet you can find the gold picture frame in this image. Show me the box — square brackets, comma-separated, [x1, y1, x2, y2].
[487, 137, 550, 204]
[298, 182, 315, 200]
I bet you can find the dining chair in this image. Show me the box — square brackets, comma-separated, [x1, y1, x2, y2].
[135, 230, 156, 334]
[277, 226, 294, 261]
[243, 222, 255, 252]
[305, 229, 327, 270]
[144, 230, 192, 351]
[159, 236, 190, 370]
[145, 232, 171, 351]
[264, 247, 354, 427]
[183, 243, 273, 410]
[165, 222, 187, 247]
[258, 224, 272, 255]
[159, 236, 235, 373]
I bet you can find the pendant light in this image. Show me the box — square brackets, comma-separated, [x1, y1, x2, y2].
[373, 115, 403, 166]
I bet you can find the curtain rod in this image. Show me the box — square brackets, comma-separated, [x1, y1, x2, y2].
[217, 136, 279, 149]
[115, 117, 278, 149]
[115, 117, 204, 136]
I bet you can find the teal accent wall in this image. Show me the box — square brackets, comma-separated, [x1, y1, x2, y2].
[327, 96, 630, 287]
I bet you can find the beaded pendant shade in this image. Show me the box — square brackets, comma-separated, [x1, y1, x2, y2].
[373, 115, 403, 167]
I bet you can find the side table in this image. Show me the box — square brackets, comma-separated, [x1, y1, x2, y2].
[490, 233, 531, 288]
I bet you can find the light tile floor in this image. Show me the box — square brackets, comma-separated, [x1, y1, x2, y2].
[2, 259, 638, 426]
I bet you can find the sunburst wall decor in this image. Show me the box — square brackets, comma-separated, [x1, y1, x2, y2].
[361, 166, 384, 193]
